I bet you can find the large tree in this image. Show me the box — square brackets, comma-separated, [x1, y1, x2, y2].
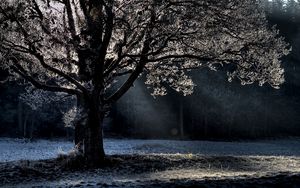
[0, 0, 289, 165]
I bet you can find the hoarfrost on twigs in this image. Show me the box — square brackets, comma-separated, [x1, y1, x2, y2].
[0, 0, 290, 101]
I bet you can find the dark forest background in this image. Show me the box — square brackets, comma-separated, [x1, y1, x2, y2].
[0, 0, 299, 140]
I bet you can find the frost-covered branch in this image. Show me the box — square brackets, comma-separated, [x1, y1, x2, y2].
[0, 0, 290, 105]
[11, 62, 80, 95]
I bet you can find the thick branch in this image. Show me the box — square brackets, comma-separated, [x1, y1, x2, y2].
[79, 0, 88, 18]
[64, 0, 77, 40]
[105, 39, 152, 104]
[31, 50, 88, 94]
[148, 54, 214, 62]
[105, 61, 145, 104]
[11, 64, 80, 95]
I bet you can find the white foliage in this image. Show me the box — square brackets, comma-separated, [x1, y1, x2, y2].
[19, 87, 68, 110]
[63, 106, 78, 128]
[0, 0, 291, 101]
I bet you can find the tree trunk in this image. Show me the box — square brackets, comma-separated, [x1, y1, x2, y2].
[82, 102, 105, 166]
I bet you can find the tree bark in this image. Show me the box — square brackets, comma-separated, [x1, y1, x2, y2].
[83, 106, 105, 166]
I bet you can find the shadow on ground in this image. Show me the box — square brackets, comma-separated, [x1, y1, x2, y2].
[1, 154, 300, 187]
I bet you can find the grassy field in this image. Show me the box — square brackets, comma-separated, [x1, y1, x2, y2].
[0, 138, 300, 187]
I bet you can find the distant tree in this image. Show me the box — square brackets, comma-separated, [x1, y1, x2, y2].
[0, 0, 289, 166]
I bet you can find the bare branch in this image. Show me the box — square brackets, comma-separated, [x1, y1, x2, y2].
[11, 62, 80, 95]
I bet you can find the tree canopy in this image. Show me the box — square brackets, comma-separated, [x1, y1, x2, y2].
[0, 0, 289, 102]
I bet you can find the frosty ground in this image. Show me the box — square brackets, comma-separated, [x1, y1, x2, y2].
[0, 138, 300, 187]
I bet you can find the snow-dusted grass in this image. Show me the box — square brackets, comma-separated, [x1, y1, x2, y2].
[2, 154, 300, 187]
[0, 138, 72, 162]
[1, 138, 300, 187]
[0, 138, 300, 162]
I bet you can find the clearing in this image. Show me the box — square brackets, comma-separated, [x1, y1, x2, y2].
[0, 138, 300, 187]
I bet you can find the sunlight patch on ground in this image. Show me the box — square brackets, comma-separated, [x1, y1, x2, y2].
[146, 169, 257, 180]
